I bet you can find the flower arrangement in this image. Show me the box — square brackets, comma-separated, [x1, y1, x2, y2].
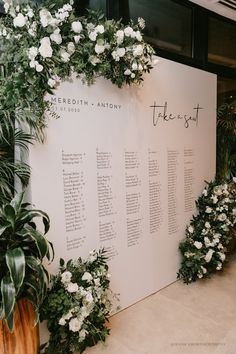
[178, 179, 236, 283]
[0, 0, 155, 143]
[40, 249, 114, 354]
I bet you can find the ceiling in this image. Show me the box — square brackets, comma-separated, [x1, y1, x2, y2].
[189, 0, 236, 20]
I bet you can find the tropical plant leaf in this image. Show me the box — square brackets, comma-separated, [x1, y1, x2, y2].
[1, 276, 16, 331]
[6, 248, 25, 295]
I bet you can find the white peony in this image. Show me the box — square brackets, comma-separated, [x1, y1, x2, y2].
[89, 31, 97, 41]
[133, 44, 143, 57]
[82, 272, 93, 282]
[95, 25, 105, 34]
[61, 271, 72, 283]
[72, 20, 83, 33]
[205, 249, 214, 263]
[69, 318, 82, 332]
[95, 44, 105, 54]
[67, 282, 79, 293]
[67, 42, 75, 55]
[193, 241, 202, 249]
[39, 37, 53, 58]
[13, 13, 26, 28]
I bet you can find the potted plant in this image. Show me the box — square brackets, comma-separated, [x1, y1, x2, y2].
[0, 192, 53, 354]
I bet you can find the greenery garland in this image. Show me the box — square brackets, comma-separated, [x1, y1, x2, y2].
[178, 179, 236, 283]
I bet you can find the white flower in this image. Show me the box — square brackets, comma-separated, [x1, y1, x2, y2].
[211, 195, 218, 204]
[28, 47, 38, 60]
[138, 17, 145, 29]
[95, 44, 105, 54]
[188, 225, 194, 234]
[67, 42, 75, 55]
[201, 266, 207, 274]
[36, 64, 43, 72]
[79, 329, 88, 341]
[214, 186, 222, 196]
[135, 30, 142, 41]
[89, 31, 97, 41]
[69, 318, 82, 332]
[39, 8, 53, 27]
[39, 37, 53, 58]
[133, 44, 143, 57]
[233, 177, 236, 183]
[61, 271, 72, 283]
[131, 73, 135, 78]
[85, 292, 93, 303]
[116, 30, 124, 44]
[132, 62, 138, 71]
[67, 282, 79, 293]
[124, 26, 134, 37]
[74, 35, 81, 43]
[112, 51, 119, 61]
[48, 78, 56, 88]
[218, 213, 227, 221]
[50, 30, 62, 45]
[218, 252, 226, 262]
[124, 69, 132, 75]
[205, 249, 214, 263]
[138, 64, 143, 71]
[204, 237, 211, 247]
[202, 188, 208, 196]
[205, 222, 211, 229]
[59, 318, 66, 326]
[26, 9, 34, 18]
[197, 273, 203, 279]
[205, 206, 212, 213]
[117, 47, 126, 57]
[82, 272, 93, 282]
[13, 13, 26, 28]
[63, 310, 73, 320]
[29, 60, 36, 68]
[94, 278, 100, 286]
[3, 3, 10, 13]
[194, 241, 202, 249]
[216, 262, 222, 270]
[95, 25, 104, 34]
[60, 50, 70, 62]
[72, 20, 83, 33]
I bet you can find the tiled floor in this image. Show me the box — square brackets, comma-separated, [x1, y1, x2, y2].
[86, 253, 236, 354]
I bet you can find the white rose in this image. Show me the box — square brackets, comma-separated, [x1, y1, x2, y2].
[132, 62, 138, 71]
[216, 262, 222, 270]
[85, 292, 93, 303]
[74, 35, 81, 43]
[218, 252, 226, 262]
[95, 25, 104, 34]
[117, 47, 125, 57]
[194, 241, 202, 249]
[72, 20, 83, 33]
[60, 50, 70, 62]
[79, 329, 88, 340]
[116, 30, 124, 44]
[202, 189, 208, 196]
[50, 31, 62, 44]
[59, 318, 66, 326]
[39, 9, 53, 27]
[205, 249, 214, 263]
[124, 69, 132, 75]
[95, 44, 105, 54]
[124, 26, 134, 37]
[67, 42, 75, 54]
[204, 237, 211, 247]
[48, 78, 56, 88]
[205, 222, 211, 229]
[63, 310, 73, 320]
[135, 30, 142, 41]
[82, 272, 93, 282]
[133, 44, 143, 57]
[36, 64, 43, 72]
[188, 225, 194, 234]
[29, 60, 36, 68]
[214, 186, 222, 196]
[218, 213, 227, 221]
[67, 282, 79, 293]
[39, 37, 53, 58]
[111, 50, 119, 61]
[205, 206, 212, 213]
[61, 271, 72, 283]
[13, 13, 26, 28]
[89, 31, 97, 41]
[201, 266, 207, 274]
[27, 9, 34, 18]
[69, 318, 82, 332]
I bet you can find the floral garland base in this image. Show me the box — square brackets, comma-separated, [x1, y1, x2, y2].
[178, 179, 236, 283]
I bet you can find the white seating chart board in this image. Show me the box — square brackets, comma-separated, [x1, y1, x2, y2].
[29, 57, 216, 310]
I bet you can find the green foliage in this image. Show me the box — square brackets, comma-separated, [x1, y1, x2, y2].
[40, 250, 114, 354]
[178, 180, 236, 284]
[0, 192, 53, 331]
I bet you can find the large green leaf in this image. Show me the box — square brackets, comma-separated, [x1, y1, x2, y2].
[24, 226, 49, 258]
[4, 204, 16, 229]
[1, 276, 16, 331]
[10, 192, 24, 212]
[6, 248, 25, 295]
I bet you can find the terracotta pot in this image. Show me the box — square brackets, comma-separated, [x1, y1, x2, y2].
[0, 299, 39, 354]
